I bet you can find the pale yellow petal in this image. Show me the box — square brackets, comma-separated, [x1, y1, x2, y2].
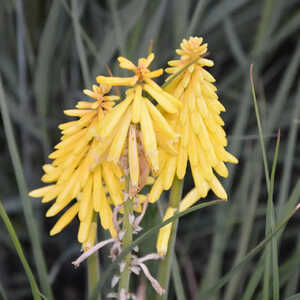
[149, 176, 164, 203]
[55, 129, 87, 150]
[128, 125, 139, 187]
[96, 75, 138, 86]
[100, 95, 133, 138]
[214, 161, 229, 178]
[107, 107, 132, 163]
[46, 194, 73, 217]
[82, 221, 97, 251]
[143, 84, 178, 114]
[179, 188, 202, 211]
[156, 207, 175, 256]
[41, 167, 62, 183]
[92, 166, 102, 212]
[191, 166, 210, 198]
[102, 162, 123, 205]
[78, 208, 93, 243]
[162, 156, 176, 190]
[140, 100, 158, 171]
[118, 56, 137, 70]
[29, 185, 54, 198]
[209, 175, 227, 200]
[145, 99, 178, 140]
[176, 144, 188, 179]
[132, 85, 142, 123]
[42, 185, 63, 203]
[79, 175, 93, 221]
[50, 202, 79, 235]
[64, 109, 92, 117]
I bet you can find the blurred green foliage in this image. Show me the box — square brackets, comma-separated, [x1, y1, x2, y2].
[0, 0, 299, 299]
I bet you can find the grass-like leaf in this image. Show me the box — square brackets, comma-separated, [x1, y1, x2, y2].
[0, 76, 54, 299]
[0, 201, 42, 300]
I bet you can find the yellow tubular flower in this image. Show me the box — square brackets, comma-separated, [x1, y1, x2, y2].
[29, 83, 123, 249]
[96, 53, 181, 194]
[156, 207, 175, 256]
[151, 37, 238, 203]
[154, 37, 238, 254]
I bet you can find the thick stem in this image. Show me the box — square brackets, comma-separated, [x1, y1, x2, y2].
[156, 176, 184, 300]
[118, 188, 134, 295]
[88, 215, 101, 300]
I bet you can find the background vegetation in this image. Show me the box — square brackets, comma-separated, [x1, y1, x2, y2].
[0, 0, 299, 299]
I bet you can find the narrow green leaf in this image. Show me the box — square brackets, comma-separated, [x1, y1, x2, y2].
[268, 132, 281, 300]
[108, 0, 127, 58]
[197, 203, 299, 298]
[0, 76, 53, 300]
[172, 255, 187, 300]
[0, 201, 42, 300]
[224, 17, 248, 69]
[249, 64, 270, 189]
[71, 0, 91, 86]
[186, 0, 208, 36]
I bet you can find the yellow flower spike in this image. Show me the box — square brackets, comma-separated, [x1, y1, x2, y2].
[151, 37, 238, 210]
[50, 202, 79, 236]
[128, 125, 139, 187]
[29, 80, 122, 248]
[156, 207, 176, 256]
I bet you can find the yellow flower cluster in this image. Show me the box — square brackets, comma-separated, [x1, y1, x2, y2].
[29, 84, 122, 249]
[154, 37, 238, 255]
[29, 37, 238, 254]
[29, 53, 181, 250]
[96, 53, 181, 194]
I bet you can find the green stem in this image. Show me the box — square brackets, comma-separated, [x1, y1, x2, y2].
[118, 193, 134, 295]
[88, 215, 101, 300]
[156, 176, 184, 300]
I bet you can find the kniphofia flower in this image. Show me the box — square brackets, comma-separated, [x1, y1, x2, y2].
[154, 37, 238, 256]
[29, 84, 123, 250]
[96, 53, 181, 194]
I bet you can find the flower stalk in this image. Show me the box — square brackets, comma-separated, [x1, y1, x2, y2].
[87, 214, 101, 300]
[118, 179, 134, 296]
